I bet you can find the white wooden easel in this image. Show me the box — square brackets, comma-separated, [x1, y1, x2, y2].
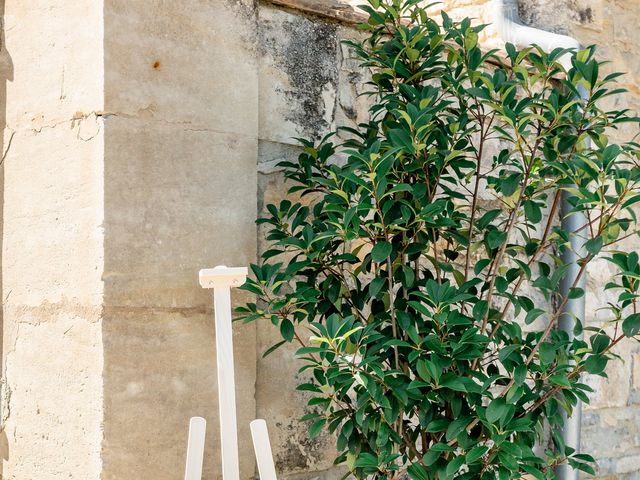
[183, 266, 278, 480]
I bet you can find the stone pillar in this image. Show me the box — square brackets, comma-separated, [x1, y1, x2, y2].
[0, 1, 259, 479]
[0, 1, 106, 478]
[100, 2, 258, 478]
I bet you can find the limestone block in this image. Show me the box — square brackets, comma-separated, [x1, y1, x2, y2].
[2, 307, 103, 480]
[2, 124, 105, 307]
[612, 2, 639, 52]
[3, 1, 104, 129]
[259, 6, 339, 144]
[517, 0, 605, 34]
[335, 26, 372, 132]
[100, 2, 260, 478]
[1, 85, 105, 480]
[634, 353, 640, 391]
[100, 98, 258, 480]
[615, 455, 640, 475]
[592, 459, 618, 480]
[258, 139, 303, 176]
[585, 258, 619, 325]
[101, 309, 256, 480]
[257, 148, 339, 475]
[104, 0, 258, 137]
[256, 322, 338, 476]
[584, 340, 632, 410]
[102, 119, 257, 309]
[581, 405, 640, 476]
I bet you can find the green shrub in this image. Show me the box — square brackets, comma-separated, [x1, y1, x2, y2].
[238, 1, 640, 478]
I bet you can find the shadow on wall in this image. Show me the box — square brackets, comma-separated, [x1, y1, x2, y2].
[0, 0, 13, 474]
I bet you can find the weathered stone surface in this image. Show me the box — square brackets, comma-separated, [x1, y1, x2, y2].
[256, 329, 338, 475]
[102, 121, 258, 308]
[615, 455, 640, 475]
[259, 6, 339, 143]
[0, 1, 105, 478]
[101, 120, 259, 480]
[104, 0, 258, 138]
[1, 1, 260, 479]
[2, 1, 640, 479]
[268, 0, 366, 24]
[256, 136, 342, 477]
[3, 1, 104, 130]
[255, 2, 640, 480]
[581, 406, 640, 477]
[102, 308, 256, 480]
[100, 1, 260, 478]
[255, 9, 373, 477]
[633, 353, 640, 390]
[2, 306, 104, 479]
[584, 340, 632, 410]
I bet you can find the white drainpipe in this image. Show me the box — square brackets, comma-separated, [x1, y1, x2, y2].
[493, 2, 587, 480]
[494, 0, 581, 68]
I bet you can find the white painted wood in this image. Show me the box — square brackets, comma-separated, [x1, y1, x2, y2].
[200, 265, 248, 480]
[213, 285, 240, 480]
[250, 419, 278, 480]
[199, 266, 248, 289]
[184, 417, 207, 480]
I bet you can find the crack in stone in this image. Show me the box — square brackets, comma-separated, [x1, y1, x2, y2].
[7, 109, 258, 141]
[1, 129, 15, 165]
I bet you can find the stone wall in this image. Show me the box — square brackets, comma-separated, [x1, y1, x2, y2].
[257, 6, 368, 477]
[100, 1, 259, 478]
[0, 1, 638, 479]
[445, 2, 640, 478]
[255, 1, 640, 479]
[0, 1, 105, 478]
[0, 1, 260, 479]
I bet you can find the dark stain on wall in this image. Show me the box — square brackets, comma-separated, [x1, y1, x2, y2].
[260, 7, 339, 139]
[274, 417, 332, 472]
[577, 7, 594, 24]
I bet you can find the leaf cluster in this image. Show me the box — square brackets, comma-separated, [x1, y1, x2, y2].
[237, 1, 640, 479]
